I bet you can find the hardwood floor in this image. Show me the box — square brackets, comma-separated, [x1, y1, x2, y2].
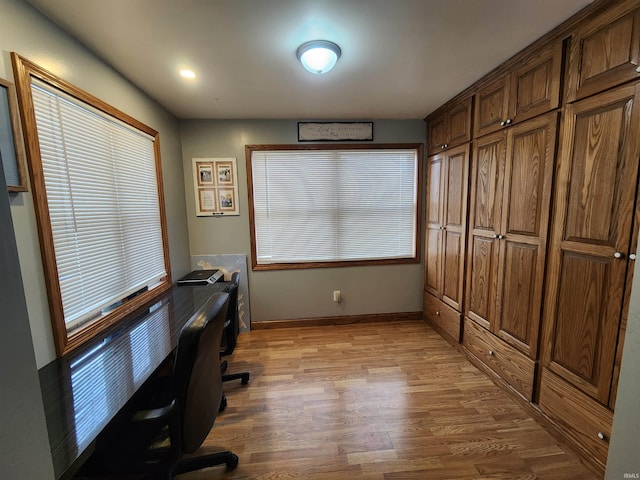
[182, 320, 601, 479]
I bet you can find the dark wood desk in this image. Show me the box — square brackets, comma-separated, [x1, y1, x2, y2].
[38, 283, 229, 479]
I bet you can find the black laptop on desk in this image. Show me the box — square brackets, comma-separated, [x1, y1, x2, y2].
[177, 269, 224, 286]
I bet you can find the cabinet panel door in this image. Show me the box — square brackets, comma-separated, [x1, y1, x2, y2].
[495, 113, 558, 357]
[441, 144, 469, 311]
[474, 77, 510, 138]
[566, 8, 640, 101]
[447, 100, 472, 148]
[466, 132, 505, 328]
[499, 242, 538, 350]
[509, 43, 562, 124]
[542, 83, 640, 405]
[428, 114, 448, 155]
[425, 154, 444, 296]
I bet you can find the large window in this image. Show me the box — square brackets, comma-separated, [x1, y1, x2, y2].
[12, 53, 171, 356]
[246, 144, 422, 270]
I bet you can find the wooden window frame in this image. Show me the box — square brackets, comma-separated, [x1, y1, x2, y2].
[245, 143, 423, 271]
[11, 53, 172, 356]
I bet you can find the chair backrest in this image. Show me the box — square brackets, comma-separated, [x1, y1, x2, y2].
[221, 272, 240, 356]
[172, 291, 229, 453]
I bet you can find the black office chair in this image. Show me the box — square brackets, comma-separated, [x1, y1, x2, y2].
[80, 292, 239, 479]
[221, 272, 250, 384]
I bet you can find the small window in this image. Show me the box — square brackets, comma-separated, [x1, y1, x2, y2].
[12, 53, 171, 355]
[246, 144, 422, 270]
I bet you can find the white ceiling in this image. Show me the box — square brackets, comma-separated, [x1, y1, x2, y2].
[25, 0, 593, 120]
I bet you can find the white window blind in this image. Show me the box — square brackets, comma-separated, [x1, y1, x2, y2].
[31, 80, 167, 330]
[250, 148, 418, 264]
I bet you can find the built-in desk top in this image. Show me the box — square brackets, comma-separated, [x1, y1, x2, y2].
[38, 283, 228, 479]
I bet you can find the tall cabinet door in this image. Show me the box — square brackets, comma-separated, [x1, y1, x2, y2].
[465, 131, 506, 329]
[425, 145, 470, 311]
[541, 82, 640, 405]
[425, 153, 444, 298]
[441, 144, 470, 311]
[495, 112, 558, 358]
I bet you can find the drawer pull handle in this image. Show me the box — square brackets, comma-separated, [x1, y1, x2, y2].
[488, 350, 494, 356]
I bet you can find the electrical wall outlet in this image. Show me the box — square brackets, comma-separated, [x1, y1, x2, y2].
[333, 290, 341, 303]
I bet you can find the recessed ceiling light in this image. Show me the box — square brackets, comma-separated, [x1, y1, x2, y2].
[180, 69, 196, 79]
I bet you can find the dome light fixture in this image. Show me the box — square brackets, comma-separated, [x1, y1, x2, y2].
[296, 40, 342, 75]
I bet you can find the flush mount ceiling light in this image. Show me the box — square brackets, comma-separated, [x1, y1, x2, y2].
[296, 40, 342, 74]
[180, 69, 196, 79]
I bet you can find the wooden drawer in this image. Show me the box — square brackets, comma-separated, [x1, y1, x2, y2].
[463, 319, 535, 400]
[423, 292, 461, 342]
[538, 368, 613, 472]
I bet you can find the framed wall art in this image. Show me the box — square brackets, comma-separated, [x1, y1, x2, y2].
[0, 77, 27, 192]
[298, 121, 373, 142]
[193, 157, 239, 216]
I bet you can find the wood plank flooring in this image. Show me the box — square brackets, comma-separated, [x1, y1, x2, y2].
[181, 320, 602, 479]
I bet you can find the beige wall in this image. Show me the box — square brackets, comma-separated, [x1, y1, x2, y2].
[180, 119, 426, 322]
[0, 0, 191, 368]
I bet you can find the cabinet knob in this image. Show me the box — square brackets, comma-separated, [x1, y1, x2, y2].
[488, 350, 494, 356]
[435, 311, 440, 316]
[505, 118, 513, 125]
[500, 120, 506, 127]
[636, 66, 640, 73]
[597, 432, 607, 441]
[630, 253, 637, 260]
[493, 234, 499, 239]
[498, 234, 505, 240]
[444, 144, 448, 148]
[614, 252, 624, 259]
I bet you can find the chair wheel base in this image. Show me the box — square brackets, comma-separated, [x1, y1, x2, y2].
[227, 453, 239, 470]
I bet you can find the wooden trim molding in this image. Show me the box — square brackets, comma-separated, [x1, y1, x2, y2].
[251, 311, 423, 330]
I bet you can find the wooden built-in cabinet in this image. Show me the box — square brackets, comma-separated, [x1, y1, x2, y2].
[474, 43, 562, 138]
[423, 143, 470, 341]
[427, 98, 472, 155]
[464, 112, 558, 399]
[566, 6, 640, 102]
[537, 81, 640, 470]
[422, 1, 640, 473]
